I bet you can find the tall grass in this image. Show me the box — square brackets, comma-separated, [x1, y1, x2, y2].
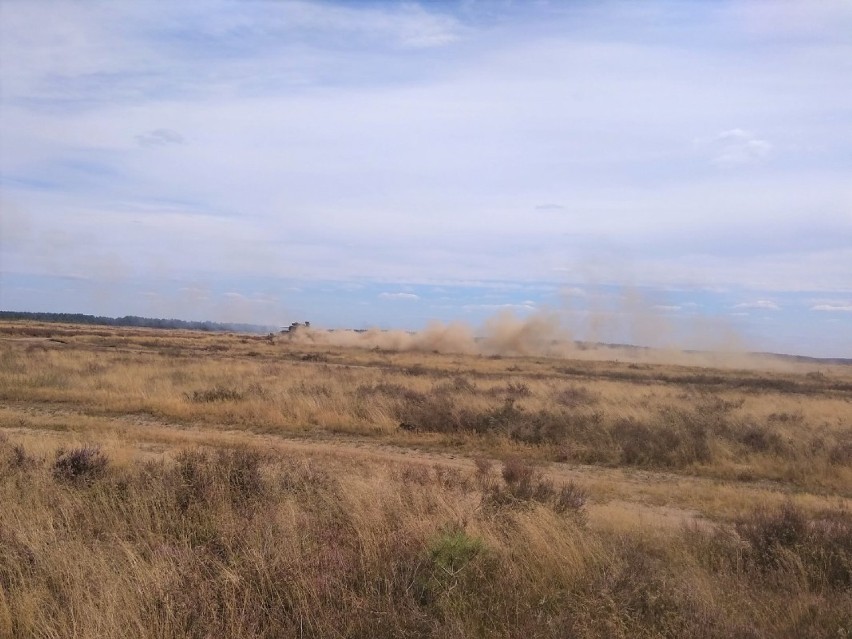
[0, 437, 849, 638]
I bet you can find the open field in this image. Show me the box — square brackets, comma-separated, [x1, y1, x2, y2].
[1, 320, 850, 637]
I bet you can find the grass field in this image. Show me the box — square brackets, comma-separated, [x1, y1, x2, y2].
[1, 320, 850, 637]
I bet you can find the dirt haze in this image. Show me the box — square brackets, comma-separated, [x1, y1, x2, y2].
[289, 307, 801, 371]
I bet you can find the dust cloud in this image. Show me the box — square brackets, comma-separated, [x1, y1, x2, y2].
[286, 289, 787, 370]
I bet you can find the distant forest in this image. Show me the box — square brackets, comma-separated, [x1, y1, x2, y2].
[0, 311, 271, 334]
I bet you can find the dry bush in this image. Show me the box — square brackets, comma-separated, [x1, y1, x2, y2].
[552, 384, 599, 408]
[828, 440, 852, 466]
[738, 423, 789, 455]
[0, 434, 39, 473]
[433, 375, 477, 395]
[612, 412, 712, 468]
[52, 445, 108, 484]
[185, 385, 244, 403]
[484, 457, 588, 521]
[503, 381, 533, 398]
[735, 503, 852, 589]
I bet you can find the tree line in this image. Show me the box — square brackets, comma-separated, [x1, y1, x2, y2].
[0, 311, 269, 334]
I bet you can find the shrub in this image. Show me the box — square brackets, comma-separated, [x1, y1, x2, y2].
[418, 525, 485, 605]
[428, 526, 484, 575]
[433, 375, 476, 395]
[395, 392, 457, 433]
[736, 501, 808, 570]
[612, 418, 679, 467]
[828, 441, 852, 466]
[52, 445, 108, 484]
[739, 423, 788, 455]
[736, 503, 852, 589]
[217, 448, 265, 504]
[501, 455, 535, 487]
[553, 385, 598, 408]
[612, 409, 712, 468]
[553, 481, 589, 516]
[185, 386, 244, 402]
[0, 435, 39, 473]
[486, 457, 587, 521]
[504, 381, 532, 398]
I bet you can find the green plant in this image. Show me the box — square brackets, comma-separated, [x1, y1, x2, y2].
[418, 525, 485, 605]
[428, 527, 484, 575]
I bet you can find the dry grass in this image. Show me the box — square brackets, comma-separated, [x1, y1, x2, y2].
[1, 436, 849, 638]
[2, 322, 849, 491]
[1, 320, 851, 637]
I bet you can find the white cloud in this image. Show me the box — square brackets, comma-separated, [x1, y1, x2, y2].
[811, 304, 852, 312]
[705, 129, 772, 166]
[462, 303, 537, 312]
[136, 129, 185, 147]
[251, 1, 464, 50]
[379, 292, 419, 301]
[733, 300, 780, 310]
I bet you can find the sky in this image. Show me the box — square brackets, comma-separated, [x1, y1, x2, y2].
[1, 0, 851, 358]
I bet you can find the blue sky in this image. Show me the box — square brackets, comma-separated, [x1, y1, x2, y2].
[1, 0, 850, 357]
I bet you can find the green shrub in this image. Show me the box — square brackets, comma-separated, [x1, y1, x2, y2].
[429, 527, 484, 575]
[418, 526, 485, 606]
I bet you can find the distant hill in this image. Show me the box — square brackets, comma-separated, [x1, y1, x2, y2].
[0, 311, 272, 334]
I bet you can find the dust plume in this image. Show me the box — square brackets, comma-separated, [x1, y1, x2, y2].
[286, 288, 789, 370]
[480, 310, 570, 356]
[293, 321, 477, 354]
[287, 308, 572, 357]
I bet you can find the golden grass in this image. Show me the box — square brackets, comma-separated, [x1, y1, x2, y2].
[3, 321, 850, 489]
[1, 320, 851, 637]
[1, 436, 849, 638]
